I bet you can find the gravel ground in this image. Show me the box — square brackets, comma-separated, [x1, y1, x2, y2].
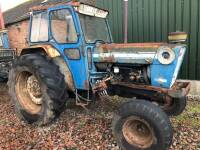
[0, 83, 199, 150]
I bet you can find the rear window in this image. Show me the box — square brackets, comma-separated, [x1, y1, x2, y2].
[30, 12, 48, 42]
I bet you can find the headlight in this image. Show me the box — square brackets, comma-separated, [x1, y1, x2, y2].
[157, 47, 175, 65]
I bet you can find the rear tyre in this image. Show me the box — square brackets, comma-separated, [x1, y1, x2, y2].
[164, 97, 187, 116]
[112, 100, 173, 150]
[8, 54, 68, 126]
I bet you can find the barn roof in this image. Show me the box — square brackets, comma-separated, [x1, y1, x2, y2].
[3, 0, 70, 26]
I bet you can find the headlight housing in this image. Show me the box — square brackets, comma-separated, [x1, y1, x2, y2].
[168, 32, 188, 43]
[157, 47, 175, 65]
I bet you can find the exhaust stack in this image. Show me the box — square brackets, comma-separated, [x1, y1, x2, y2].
[123, 0, 128, 43]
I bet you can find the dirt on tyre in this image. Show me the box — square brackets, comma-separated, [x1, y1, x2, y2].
[8, 54, 68, 126]
[164, 97, 187, 116]
[112, 100, 173, 150]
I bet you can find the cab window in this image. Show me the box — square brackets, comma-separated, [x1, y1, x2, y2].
[50, 9, 78, 43]
[30, 12, 48, 42]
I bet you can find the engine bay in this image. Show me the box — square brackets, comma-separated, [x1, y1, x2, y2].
[95, 63, 150, 85]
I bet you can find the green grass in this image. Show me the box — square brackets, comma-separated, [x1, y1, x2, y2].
[172, 101, 200, 128]
[188, 105, 200, 113]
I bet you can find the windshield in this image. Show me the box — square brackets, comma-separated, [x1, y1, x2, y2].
[79, 14, 111, 44]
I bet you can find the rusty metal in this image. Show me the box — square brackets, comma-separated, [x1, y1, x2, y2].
[93, 43, 165, 64]
[92, 76, 113, 93]
[30, 1, 80, 11]
[168, 81, 191, 98]
[98, 43, 166, 50]
[111, 81, 190, 104]
[122, 116, 155, 149]
[98, 55, 116, 63]
[20, 45, 60, 57]
[27, 75, 42, 105]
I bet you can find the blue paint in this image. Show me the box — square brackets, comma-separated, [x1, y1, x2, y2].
[0, 32, 10, 49]
[151, 46, 186, 88]
[2, 33, 10, 49]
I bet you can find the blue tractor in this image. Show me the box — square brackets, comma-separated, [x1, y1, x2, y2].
[8, 2, 190, 150]
[0, 30, 15, 81]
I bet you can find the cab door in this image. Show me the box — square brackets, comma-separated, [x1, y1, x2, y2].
[48, 6, 89, 90]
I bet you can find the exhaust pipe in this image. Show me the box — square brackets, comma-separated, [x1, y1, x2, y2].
[123, 0, 128, 43]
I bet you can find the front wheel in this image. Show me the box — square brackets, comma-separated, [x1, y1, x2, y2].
[8, 54, 68, 126]
[163, 97, 187, 116]
[112, 100, 173, 150]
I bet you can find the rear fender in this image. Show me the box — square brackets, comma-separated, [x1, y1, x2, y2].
[20, 45, 60, 57]
[20, 45, 75, 91]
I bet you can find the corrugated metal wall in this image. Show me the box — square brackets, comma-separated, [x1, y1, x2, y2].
[96, 0, 200, 80]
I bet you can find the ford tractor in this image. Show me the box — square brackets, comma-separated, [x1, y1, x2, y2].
[8, 2, 190, 150]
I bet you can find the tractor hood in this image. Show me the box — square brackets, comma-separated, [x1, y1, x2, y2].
[93, 43, 180, 64]
[93, 42, 187, 88]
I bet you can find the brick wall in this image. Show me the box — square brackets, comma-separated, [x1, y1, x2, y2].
[6, 0, 96, 54]
[7, 20, 29, 54]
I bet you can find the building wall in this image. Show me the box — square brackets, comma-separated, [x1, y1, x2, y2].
[5, 0, 96, 55]
[96, 0, 200, 80]
[7, 20, 29, 54]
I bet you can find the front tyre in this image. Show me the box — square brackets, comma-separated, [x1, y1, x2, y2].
[112, 100, 173, 150]
[164, 97, 187, 116]
[8, 54, 68, 126]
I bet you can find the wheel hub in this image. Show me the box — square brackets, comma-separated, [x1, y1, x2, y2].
[122, 116, 155, 149]
[27, 75, 42, 105]
[15, 71, 42, 114]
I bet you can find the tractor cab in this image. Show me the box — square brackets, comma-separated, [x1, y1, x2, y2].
[29, 2, 111, 90]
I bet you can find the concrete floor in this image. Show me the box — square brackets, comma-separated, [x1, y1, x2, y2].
[190, 81, 200, 95]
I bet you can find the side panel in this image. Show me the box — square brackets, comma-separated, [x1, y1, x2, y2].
[151, 46, 186, 88]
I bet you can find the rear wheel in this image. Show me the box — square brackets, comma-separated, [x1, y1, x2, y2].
[8, 54, 68, 125]
[112, 100, 173, 150]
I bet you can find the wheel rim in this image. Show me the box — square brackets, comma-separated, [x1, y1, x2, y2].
[15, 71, 42, 114]
[122, 116, 155, 149]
